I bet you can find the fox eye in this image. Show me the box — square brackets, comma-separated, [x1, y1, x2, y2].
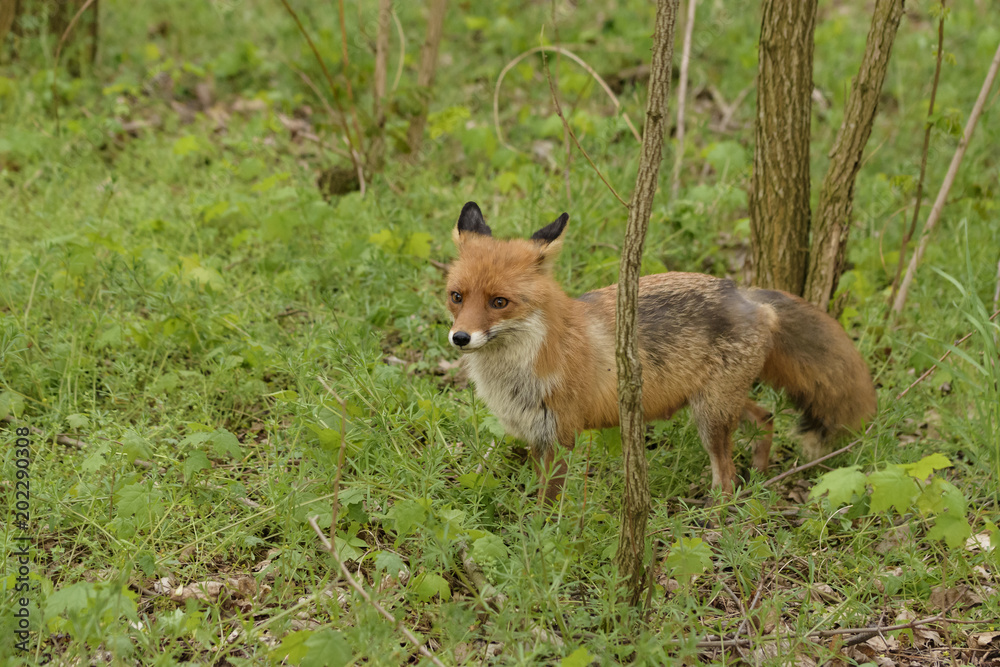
[491, 297, 509, 309]
[450, 291, 462, 304]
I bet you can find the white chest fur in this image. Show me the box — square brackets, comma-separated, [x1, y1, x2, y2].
[463, 313, 558, 451]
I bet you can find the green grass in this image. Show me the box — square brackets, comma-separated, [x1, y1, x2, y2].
[2, 1, 999, 664]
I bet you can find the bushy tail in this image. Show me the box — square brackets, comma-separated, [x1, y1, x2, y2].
[747, 289, 877, 459]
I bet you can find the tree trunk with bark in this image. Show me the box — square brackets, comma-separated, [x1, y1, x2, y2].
[614, 0, 679, 607]
[804, 0, 905, 310]
[749, 0, 817, 295]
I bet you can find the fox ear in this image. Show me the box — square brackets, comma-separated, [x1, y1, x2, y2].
[453, 201, 492, 246]
[532, 212, 569, 270]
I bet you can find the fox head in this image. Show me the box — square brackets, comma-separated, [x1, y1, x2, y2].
[446, 202, 569, 352]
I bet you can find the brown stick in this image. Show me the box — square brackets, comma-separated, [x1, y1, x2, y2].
[542, 44, 629, 209]
[494, 45, 642, 151]
[670, 0, 697, 198]
[614, 0, 679, 606]
[694, 613, 959, 649]
[50, 0, 97, 132]
[307, 517, 446, 667]
[368, 0, 392, 171]
[887, 2, 947, 312]
[316, 376, 349, 550]
[405, 0, 448, 155]
[278, 0, 362, 183]
[892, 38, 1000, 314]
[2, 415, 86, 448]
[803, 0, 905, 309]
[550, 0, 572, 206]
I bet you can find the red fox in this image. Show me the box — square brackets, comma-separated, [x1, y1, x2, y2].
[445, 202, 877, 500]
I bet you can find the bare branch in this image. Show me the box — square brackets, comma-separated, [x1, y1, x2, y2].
[892, 38, 1000, 314]
[542, 46, 630, 209]
[494, 45, 642, 153]
[888, 2, 947, 312]
[307, 517, 446, 667]
[670, 0, 697, 198]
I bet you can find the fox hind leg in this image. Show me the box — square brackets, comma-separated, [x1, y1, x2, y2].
[743, 401, 774, 474]
[690, 392, 743, 493]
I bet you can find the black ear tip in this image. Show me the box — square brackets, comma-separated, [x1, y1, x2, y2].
[456, 201, 492, 236]
[530, 212, 570, 244]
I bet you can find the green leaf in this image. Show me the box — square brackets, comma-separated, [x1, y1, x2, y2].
[457, 472, 500, 491]
[0, 390, 24, 419]
[272, 629, 312, 665]
[404, 232, 432, 259]
[368, 229, 401, 252]
[411, 572, 451, 602]
[463, 16, 489, 30]
[561, 647, 594, 667]
[45, 581, 95, 620]
[150, 373, 179, 394]
[122, 431, 153, 462]
[184, 450, 211, 482]
[172, 135, 202, 156]
[869, 466, 919, 515]
[471, 534, 509, 565]
[66, 413, 90, 430]
[664, 537, 714, 585]
[302, 629, 352, 667]
[389, 499, 428, 538]
[916, 477, 967, 516]
[116, 482, 164, 519]
[809, 466, 867, 507]
[373, 551, 408, 578]
[902, 453, 952, 481]
[80, 441, 111, 474]
[210, 429, 242, 459]
[926, 511, 972, 549]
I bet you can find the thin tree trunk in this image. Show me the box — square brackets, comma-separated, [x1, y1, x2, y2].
[888, 3, 945, 312]
[0, 0, 16, 58]
[803, 0, 904, 310]
[406, 0, 447, 156]
[614, 0, 679, 607]
[892, 38, 1000, 315]
[670, 0, 696, 198]
[749, 0, 817, 294]
[368, 0, 392, 171]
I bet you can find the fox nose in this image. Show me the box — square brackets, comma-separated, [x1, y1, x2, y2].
[451, 331, 471, 347]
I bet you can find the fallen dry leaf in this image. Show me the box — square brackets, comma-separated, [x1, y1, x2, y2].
[928, 584, 982, 611]
[973, 630, 1000, 647]
[171, 580, 225, 603]
[966, 531, 994, 552]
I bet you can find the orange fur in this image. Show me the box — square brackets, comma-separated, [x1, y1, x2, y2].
[445, 203, 877, 500]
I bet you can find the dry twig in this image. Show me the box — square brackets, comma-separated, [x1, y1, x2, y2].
[541, 42, 630, 209]
[892, 38, 1000, 314]
[494, 45, 642, 152]
[2, 415, 86, 448]
[694, 613, 966, 649]
[316, 376, 350, 549]
[278, 0, 363, 184]
[887, 1, 947, 312]
[670, 0, 697, 198]
[308, 517, 446, 667]
[51, 0, 98, 132]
